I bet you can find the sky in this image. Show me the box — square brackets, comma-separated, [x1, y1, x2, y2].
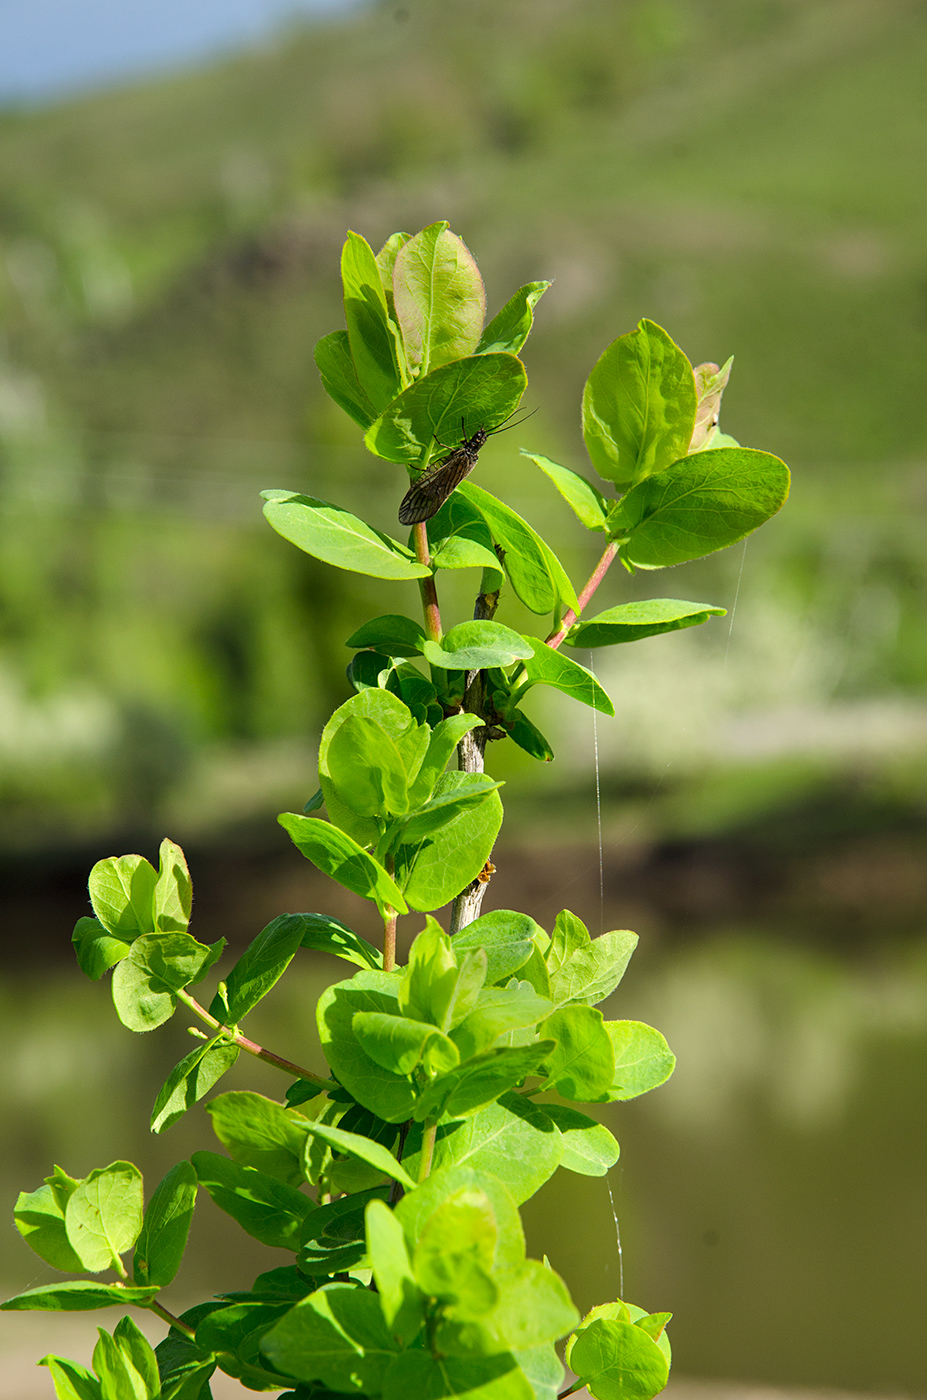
[0, 0, 368, 103]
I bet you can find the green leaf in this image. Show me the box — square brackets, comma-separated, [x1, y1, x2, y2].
[261, 1281, 400, 1391]
[191, 1150, 313, 1249]
[296, 912, 381, 969]
[477, 282, 551, 356]
[606, 448, 791, 569]
[342, 229, 404, 411]
[393, 222, 486, 377]
[132, 1162, 197, 1287]
[540, 1007, 615, 1101]
[318, 972, 418, 1124]
[400, 777, 503, 845]
[301, 1120, 416, 1190]
[212, 912, 307, 1023]
[278, 813, 408, 916]
[376, 231, 411, 297]
[155, 1322, 217, 1400]
[538, 1105, 620, 1177]
[328, 713, 412, 818]
[65, 1162, 144, 1273]
[88, 855, 157, 938]
[423, 622, 534, 672]
[366, 1199, 424, 1344]
[150, 1038, 239, 1134]
[207, 1091, 311, 1186]
[112, 1316, 161, 1396]
[354, 1011, 460, 1077]
[395, 774, 503, 913]
[549, 930, 638, 1010]
[298, 1185, 388, 1276]
[413, 1043, 554, 1123]
[547, 910, 589, 974]
[479, 1260, 579, 1353]
[383, 1351, 533, 1400]
[408, 713, 484, 806]
[567, 598, 726, 648]
[262, 491, 430, 580]
[319, 688, 426, 848]
[153, 839, 192, 933]
[346, 613, 427, 656]
[413, 1188, 498, 1321]
[506, 711, 554, 762]
[432, 529, 504, 577]
[111, 933, 224, 1032]
[315, 329, 377, 431]
[452, 986, 553, 1061]
[15, 1174, 86, 1273]
[517, 642, 614, 715]
[1, 1283, 157, 1313]
[395, 1164, 525, 1266]
[72, 917, 133, 981]
[421, 1094, 563, 1206]
[569, 1317, 670, 1400]
[512, 1343, 563, 1400]
[603, 1021, 676, 1101]
[582, 320, 697, 490]
[38, 1355, 102, 1400]
[364, 353, 527, 465]
[425, 495, 504, 590]
[459, 482, 579, 616]
[193, 1300, 296, 1388]
[523, 452, 608, 532]
[453, 911, 539, 985]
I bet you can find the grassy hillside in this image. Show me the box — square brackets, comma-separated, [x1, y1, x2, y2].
[1, 0, 926, 847]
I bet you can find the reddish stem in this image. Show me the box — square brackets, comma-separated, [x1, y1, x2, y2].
[383, 906, 398, 973]
[177, 991, 328, 1088]
[546, 540, 619, 649]
[413, 522, 442, 642]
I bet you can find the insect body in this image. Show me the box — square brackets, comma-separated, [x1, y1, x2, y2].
[398, 426, 488, 526]
[398, 406, 537, 526]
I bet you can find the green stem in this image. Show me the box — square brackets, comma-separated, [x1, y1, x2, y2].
[413, 522, 442, 642]
[546, 539, 619, 649]
[558, 1383, 584, 1399]
[418, 1122, 437, 1182]
[176, 990, 328, 1088]
[146, 1298, 196, 1340]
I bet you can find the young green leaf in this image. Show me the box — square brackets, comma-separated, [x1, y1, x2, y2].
[109, 1316, 161, 1396]
[412, 1042, 554, 1123]
[111, 933, 224, 1032]
[298, 1185, 388, 1276]
[364, 353, 527, 465]
[328, 714, 412, 818]
[479, 1259, 579, 1353]
[523, 452, 609, 532]
[319, 687, 427, 848]
[395, 1163, 525, 1266]
[407, 712, 484, 806]
[301, 1120, 416, 1190]
[345, 613, 427, 656]
[582, 319, 697, 489]
[603, 1021, 676, 1101]
[353, 1010, 460, 1077]
[383, 1351, 533, 1400]
[451, 986, 554, 1061]
[431, 523, 504, 578]
[150, 1038, 240, 1134]
[15, 1176, 86, 1274]
[294, 912, 381, 969]
[538, 1105, 620, 1177]
[459, 482, 579, 616]
[412, 1187, 498, 1317]
[262, 491, 430, 581]
[206, 1091, 312, 1186]
[191, 1151, 313, 1249]
[548, 910, 589, 973]
[512, 1341, 564, 1400]
[453, 911, 540, 985]
[477, 281, 551, 356]
[517, 641, 614, 715]
[394, 774, 503, 913]
[72, 917, 133, 981]
[261, 1281, 401, 1391]
[88, 854, 157, 939]
[64, 1161, 144, 1273]
[365, 1199, 424, 1344]
[342, 230, 404, 411]
[548, 930, 638, 1010]
[569, 1316, 670, 1400]
[606, 447, 791, 569]
[0, 1282, 158, 1313]
[38, 1354, 102, 1400]
[423, 621, 534, 672]
[506, 710, 555, 762]
[211, 914, 306, 1024]
[153, 839, 192, 933]
[375, 231, 411, 298]
[194, 1301, 296, 1389]
[689, 357, 733, 452]
[278, 814, 408, 917]
[393, 222, 486, 377]
[317, 972, 419, 1124]
[314, 329, 378, 431]
[398, 776, 504, 844]
[539, 1006, 615, 1101]
[132, 1162, 197, 1288]
[399, 916, 458, 1026]
[566, 598, 726, 648]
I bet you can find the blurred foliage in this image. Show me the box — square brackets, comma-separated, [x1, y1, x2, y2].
[0, 0, 926, 846]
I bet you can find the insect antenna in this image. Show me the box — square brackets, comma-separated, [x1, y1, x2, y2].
[485, 405, 539, 437]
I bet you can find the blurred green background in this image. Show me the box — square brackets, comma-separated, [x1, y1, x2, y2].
[1, 0, 926, 1394]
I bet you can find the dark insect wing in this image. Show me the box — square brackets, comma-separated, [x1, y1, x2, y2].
[399, 431, 486, 526]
